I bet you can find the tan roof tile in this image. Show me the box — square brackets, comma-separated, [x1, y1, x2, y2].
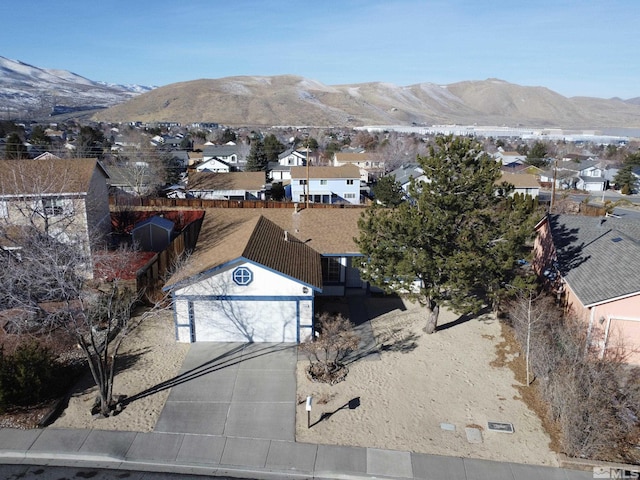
[290, 165, 360, 179]
[499, 172, 540, 189]
[165, 207, 365, 288]
[166, 213, 323, 289]
[0, 158, 100, 196]
[188, 171, 266, 191]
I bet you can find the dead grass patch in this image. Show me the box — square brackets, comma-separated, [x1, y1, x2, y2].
[492, 321, 563, 453]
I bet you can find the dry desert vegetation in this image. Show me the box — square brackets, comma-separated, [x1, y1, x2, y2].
[49, 295, 556, 466]
[295, 296, 557, 466]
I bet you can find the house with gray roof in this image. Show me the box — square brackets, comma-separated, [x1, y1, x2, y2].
[533, 214, 640, 362]
[202, 143, 243, 170]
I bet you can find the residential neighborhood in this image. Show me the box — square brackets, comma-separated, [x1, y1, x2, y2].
[2, 118, 640, 478]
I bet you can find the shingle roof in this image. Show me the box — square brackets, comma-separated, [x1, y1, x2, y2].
[188, 172, 266, 191]
[334, 152, 371, 163]
[547, 214, 640, 306]
[165, 214, 322, 290]
[0, 158, 100, 196]
[499, 172, 540, 189]
[290, 165, 360, 179]
[202, 145, 238, 157]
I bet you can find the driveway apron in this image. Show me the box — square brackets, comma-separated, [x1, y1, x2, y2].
[154, 342, 297, 441]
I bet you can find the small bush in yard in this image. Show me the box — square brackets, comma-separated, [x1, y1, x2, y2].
[300, 313, 360, 385]
[0, 342, 55, 412]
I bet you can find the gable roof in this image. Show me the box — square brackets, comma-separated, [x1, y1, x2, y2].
[165, 215, 322, 290]
[388, 164, 425, 185]
[334, 152, 372, 163]
[0, 158, 101, 197]
[290, 165, 360, 179]
[188, 171, 265, 191]
[545, 214, 640, 306]
[202, 144, 238, 158]
[499, 172, 540, 189]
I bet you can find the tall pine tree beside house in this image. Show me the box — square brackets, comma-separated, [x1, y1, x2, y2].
[357, 135, 536, 333]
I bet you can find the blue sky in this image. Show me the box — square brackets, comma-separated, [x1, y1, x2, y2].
[4, 0, 638, 99]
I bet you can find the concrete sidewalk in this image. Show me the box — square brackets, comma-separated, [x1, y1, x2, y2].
[0, 427, 593, 480]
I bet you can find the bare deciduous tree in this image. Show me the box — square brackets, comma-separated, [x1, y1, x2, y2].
[300, 313, 360, 385]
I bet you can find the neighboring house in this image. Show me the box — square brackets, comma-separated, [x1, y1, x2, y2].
[290, 165, 361, 205]
[132, 215, 175, 252]
[493, 150, 526, 167]
[0, 158, 111, 276]
[278, 148, 308, 167]
[539, 159, 606, 191]
[195, 157, 231, 173]
[332, 152, 384, 183]
[268, 148, 309, 182]
[202, 143, 241, 170]
[498, 172, 540, 198]
[575, 160, 606, 191]
[188, 171, 266, 200]
[104, 164, 156, 197]
[386, 164, 428, 193]
[533, 214, 640, 363]
[163, 208, 367, 343]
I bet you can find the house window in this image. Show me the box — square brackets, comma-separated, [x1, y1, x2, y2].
[232, 266, 253, 286]
[320, 179, 327, 185]
[299, 179, 307, 185]
[41, 198, 72, 216]
[344, 193, 356, 199]
[346, 179, 354, 185]
[321, 257, 341, 283]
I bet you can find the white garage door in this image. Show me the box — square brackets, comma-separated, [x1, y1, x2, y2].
[192, 299, 298, 342]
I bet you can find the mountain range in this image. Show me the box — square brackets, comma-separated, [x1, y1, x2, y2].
[2, 55, 640, 130]
[0, 56, 154, 117]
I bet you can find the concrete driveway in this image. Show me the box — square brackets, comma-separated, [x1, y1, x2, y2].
[154, 342, 298, 441]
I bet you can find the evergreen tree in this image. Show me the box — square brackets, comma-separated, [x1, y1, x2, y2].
[357, 135, 537, 333]
[614, 152, 640, 194]
[372, 175, 404, 206]
[263, 134, 285, 163]
[245, 137, 267, 171]
[5, 132, 27, 159]
[525, 141, 549, 168]
[220, 128, 237, 144]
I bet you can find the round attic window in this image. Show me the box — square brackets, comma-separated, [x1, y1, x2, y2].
[232, 266, 253, 286]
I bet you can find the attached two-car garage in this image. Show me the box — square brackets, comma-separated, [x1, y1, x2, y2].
[166, 215, 322, 343]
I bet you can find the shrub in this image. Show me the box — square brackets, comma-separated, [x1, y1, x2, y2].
[0, 342, 55, 412]
[300, 313, 360, 385]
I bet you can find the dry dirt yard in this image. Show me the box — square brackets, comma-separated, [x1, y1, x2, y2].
[295, 296, 558, 466]
[51, 309, 189, 432]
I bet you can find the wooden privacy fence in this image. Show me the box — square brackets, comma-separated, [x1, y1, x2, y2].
[135, 214, 203, 298]
[110, 196, 367, 209]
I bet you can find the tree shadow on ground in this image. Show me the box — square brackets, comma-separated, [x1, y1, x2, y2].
[314, 294, 418, 366]
[121, 343, 295, 407]
[435, 306, 494, 332]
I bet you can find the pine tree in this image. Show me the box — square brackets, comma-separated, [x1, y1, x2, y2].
[357, 135, 537, 333]
[245, 137, 267, 172]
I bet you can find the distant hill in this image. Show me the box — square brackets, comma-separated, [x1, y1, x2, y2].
[1, 55, 639, 129]
[92, 75, 640, 129]
[0, 56, 154, 118]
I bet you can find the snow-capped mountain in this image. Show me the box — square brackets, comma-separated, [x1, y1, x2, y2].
[0, 56, 154, 117]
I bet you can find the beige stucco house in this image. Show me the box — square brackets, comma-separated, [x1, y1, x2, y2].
[0, 158, 111, 276]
